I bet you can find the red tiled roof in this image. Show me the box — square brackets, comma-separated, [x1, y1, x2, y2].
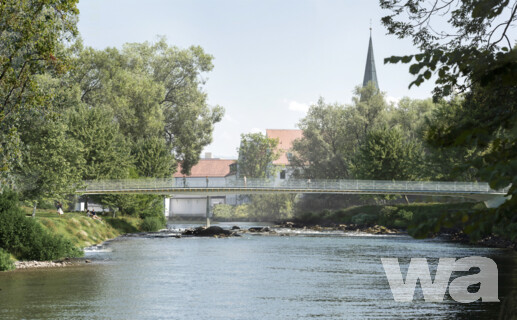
[173, 159, 236, 178]
[266, 129, 303, 165]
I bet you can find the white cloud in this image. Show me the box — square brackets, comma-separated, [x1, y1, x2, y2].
[386, 96, 401, 106]
[287, 100, 310, 113]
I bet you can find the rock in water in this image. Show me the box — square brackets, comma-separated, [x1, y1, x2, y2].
[182, 226, 234, 237]
[248, 227, 270, 232]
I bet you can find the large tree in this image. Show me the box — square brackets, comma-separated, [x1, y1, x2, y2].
[0, 0, 79, 179]
[237, 132, 280, 179]
[352, 126, 424, 181]
[381, 0, 517, 241]
[73, 38, 224, 175]
[291, 84, 388, 179]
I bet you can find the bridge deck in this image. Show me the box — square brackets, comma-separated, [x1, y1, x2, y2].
[76, 178, 509, 200]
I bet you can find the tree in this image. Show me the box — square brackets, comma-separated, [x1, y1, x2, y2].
[347, 83, 389, 143]
[237, 132, 280, 178]
[381, 0, 517, 241]
[73, 38, 224, 175]
[132, 136, 176, 178]
[290, 98, 351, 179]
[380, 0, 517, 98]
[389, 97, 435, 141]
[248, 194, 296, 221]
[353, 126, 424, 181]
[15, 110, 84, 214]
[291, 85, 388, 179]
[67, 104, 132, 181]
[0, 0, 79, 178]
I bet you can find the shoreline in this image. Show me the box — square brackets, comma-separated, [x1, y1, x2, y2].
[13, 222, 515, 270]
[14, 257, 92, 270]
[272, 221, 516, 250]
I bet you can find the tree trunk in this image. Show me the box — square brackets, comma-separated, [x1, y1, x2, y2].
[404, 195, 410, 205]
[32, 201, 38, 218]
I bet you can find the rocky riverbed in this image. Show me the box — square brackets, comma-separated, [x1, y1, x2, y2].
[273, 221, 402, 234]
[14, 258, 90, 269]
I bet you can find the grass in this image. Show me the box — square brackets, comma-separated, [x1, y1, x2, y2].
[22, 207, 144, 248]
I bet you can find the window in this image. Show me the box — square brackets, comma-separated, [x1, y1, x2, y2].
[280, 170, 286, 179]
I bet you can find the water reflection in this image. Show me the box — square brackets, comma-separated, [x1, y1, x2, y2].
[0, 224, 515, 319]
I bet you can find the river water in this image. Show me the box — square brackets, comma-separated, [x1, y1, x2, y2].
[0, 222, 516, 320]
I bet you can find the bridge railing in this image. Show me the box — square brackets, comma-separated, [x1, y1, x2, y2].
[76, 178, 510, 194]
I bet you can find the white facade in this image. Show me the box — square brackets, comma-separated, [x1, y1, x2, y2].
[164, 176, 231, 217]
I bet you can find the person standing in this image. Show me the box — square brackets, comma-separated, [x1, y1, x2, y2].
[57, 202, 64, 215]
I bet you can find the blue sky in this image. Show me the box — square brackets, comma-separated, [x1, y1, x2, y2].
[77, 0, 436, 158]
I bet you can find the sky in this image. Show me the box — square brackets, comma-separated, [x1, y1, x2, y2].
[77, 0, 437, 159]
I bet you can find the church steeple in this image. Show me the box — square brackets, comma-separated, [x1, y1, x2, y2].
[362, 27, 379, 89]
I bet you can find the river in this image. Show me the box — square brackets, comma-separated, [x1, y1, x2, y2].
[0, 222, 516, 319]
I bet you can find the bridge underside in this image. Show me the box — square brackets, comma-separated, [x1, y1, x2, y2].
[79, 187, 506, 204]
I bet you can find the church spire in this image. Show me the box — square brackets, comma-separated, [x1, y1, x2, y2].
[362, 26, 379, 90]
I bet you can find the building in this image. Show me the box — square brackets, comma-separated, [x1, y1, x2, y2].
[362, 28, 379, 90]
[166, 155, 236, 217]
[265, 129, 303, 181]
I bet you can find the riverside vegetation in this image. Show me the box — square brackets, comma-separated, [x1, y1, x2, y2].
[0, 190, 165, 271]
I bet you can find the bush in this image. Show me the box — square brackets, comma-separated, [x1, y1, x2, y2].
[213, 204, 250, 221]
[398, 209, 413, 222]
[140, 217, 165, 232]
[0, 190, 82, 261]
[0, 248, 15, 271]
[351, 213, 377, 225]
[213, 204, 234, 219]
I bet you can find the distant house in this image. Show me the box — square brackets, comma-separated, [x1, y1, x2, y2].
[166, 155, 236, 217]
[265, 129, 303, 181]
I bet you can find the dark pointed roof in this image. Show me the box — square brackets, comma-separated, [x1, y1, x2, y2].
[362, 30, 379, 89]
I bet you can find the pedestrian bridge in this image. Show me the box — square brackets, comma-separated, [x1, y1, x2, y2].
[76, 178, 509, 207]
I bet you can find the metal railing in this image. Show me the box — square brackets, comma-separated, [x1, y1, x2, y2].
[76, 178, 510, 195]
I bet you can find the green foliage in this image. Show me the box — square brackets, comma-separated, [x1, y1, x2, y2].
[73, 38, 224, 175]
[382, 0, 517, 240]
[0, 0, 79, 177]
[15, 109, 84, 203]
[352, 125, 424, 180]
[132, 137, 176, 178]
[68, 104, 132, 180]
[291, 98, 354, 179]
[0, 248, 15, 271]
[380, 0, 516, 97]
[351, 213, 377, 226]
[140, 217, 165, 232]
[213, 204, 251, 221]
[379, 207, 413, 228]
[104, 216, 140, 234]
[248, 194, 295, 221]
[0, 190, 82, 261]
[291, 84, 392, 179]
[237, 132, 280, 178]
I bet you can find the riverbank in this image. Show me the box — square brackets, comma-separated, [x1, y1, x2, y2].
[276, 201, 516, 249]
[6, 208, 146, 270]
[29, 211, 141, 248]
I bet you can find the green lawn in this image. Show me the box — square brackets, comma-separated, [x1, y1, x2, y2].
[22, 207, 142, 248]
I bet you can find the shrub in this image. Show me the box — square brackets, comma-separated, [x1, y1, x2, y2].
[213, 204, 234, 219]
[0, 190, 83, 261]
[140, 217, 165, 232]
[0, 248, 15, 271]
[351, 213, 377, 225]
[398, 209, 413, 222]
